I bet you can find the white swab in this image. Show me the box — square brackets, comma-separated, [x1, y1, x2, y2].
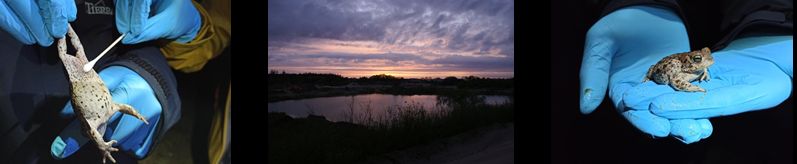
[83, 33, 126, 72]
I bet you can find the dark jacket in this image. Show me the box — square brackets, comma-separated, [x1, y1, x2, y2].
[591, 0, 792, 50]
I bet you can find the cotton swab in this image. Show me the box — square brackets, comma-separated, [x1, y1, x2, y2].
[83, 33, 126, 72]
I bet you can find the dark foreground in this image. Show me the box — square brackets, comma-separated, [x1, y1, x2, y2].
[268, 98, 514, 164]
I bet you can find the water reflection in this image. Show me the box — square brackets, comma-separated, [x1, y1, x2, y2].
[267, 94, 511, 122]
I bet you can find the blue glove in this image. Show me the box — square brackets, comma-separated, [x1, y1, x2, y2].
[51, 66, 162, 159]
[0, 0, 77, 46]
[115, 0, 201, 44]
[623, 34, 792, 119]
[579, 5, 713, 144]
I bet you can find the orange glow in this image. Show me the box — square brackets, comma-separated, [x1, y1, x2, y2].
[268, 37, 512, 78]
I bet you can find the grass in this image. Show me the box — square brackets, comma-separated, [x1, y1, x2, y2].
[268, 91, 514, 164]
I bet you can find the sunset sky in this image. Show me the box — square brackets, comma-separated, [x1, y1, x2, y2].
[268, 0, 514, 78]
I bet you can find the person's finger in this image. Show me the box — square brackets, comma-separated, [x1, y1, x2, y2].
[122, 0, 200, 44]
[697, 119, 713, 140]
[51, 120, 90, 159]
[38, 0, 68, 38]
[669, 119, 712, 144]
[116, 0, 151, 38]
[650, 79, 790, 119]
[723, 35, 793, 78]
[6, 0, 52, 46]
[650, 56, 792, 119]
[0, 1, 36, 44]
[115, 0, 131, 34]
[619, 79, 676, 110]
[129, 0, 151, 35]
[121, 20, 162, 44]
[64, 0, 77, 21]
[579, 21, 615, 114]
[621, 110, 671, 137]
[623, 78, 715, 118]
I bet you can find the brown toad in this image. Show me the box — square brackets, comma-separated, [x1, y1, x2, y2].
[642, 47, 714, 92]
[57, 24, 149, 163]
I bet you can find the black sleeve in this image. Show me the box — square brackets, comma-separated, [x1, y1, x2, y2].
[588, 0, 688, 25]
[589, 0, 792, 50]
[0, 29, 73, 160]
[592, 0, 684, 18]
[714, 0, 793, 50]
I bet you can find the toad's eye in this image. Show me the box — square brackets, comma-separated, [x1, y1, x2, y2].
[692, 55, 702, 62]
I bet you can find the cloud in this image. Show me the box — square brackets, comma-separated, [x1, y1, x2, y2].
[268, 0, 513, 78]
[430, 54, 514, 72]
[267, 0, 388, 41]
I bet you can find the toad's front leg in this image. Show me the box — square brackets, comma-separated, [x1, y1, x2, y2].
[99, 139, 118, 163]
[88, 127, 118, 163]
[698, 68, 710, 82]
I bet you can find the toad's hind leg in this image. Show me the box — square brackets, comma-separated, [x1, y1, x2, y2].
[114, 103, 149, 124]
[65, 24, 88, 62]
[670, 75, 705, 92]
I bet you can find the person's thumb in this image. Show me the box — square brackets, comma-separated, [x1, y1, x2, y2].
[51, 120, 90, 159]
[579, 21, 616, 114]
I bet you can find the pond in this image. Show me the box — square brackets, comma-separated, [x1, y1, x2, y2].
[267, 93, 511, 122]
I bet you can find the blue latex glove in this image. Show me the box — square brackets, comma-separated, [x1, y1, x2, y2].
[579, 5, 713, 144]
[115, 0, 201, 44]
[624, 34, 792, 119]
[0, 0, 77, 46]
[51, 66, 162, 160]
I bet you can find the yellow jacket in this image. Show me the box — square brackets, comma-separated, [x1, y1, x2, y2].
[161, 0, 231, 163]
[160, 0, 231, 73]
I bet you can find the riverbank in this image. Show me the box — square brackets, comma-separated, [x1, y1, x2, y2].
[268, 72, 513, 103]
[268, 86, 513, 103]
[267, 100, 513, 164]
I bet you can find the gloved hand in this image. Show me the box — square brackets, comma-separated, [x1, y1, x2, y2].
[623, 34, 792, 120]
[0, 0, 77, 46]
[115, 0, 201, 44]
[51, 66, 162, 159]
[579, 5, 713, 144]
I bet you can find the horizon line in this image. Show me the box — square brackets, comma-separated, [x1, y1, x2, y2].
[267, 70, 514, 79]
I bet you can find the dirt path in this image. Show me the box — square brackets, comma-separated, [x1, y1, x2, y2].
[362, 123, 514, 164]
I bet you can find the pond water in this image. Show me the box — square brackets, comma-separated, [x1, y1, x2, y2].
[267, 94, 511, 122]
